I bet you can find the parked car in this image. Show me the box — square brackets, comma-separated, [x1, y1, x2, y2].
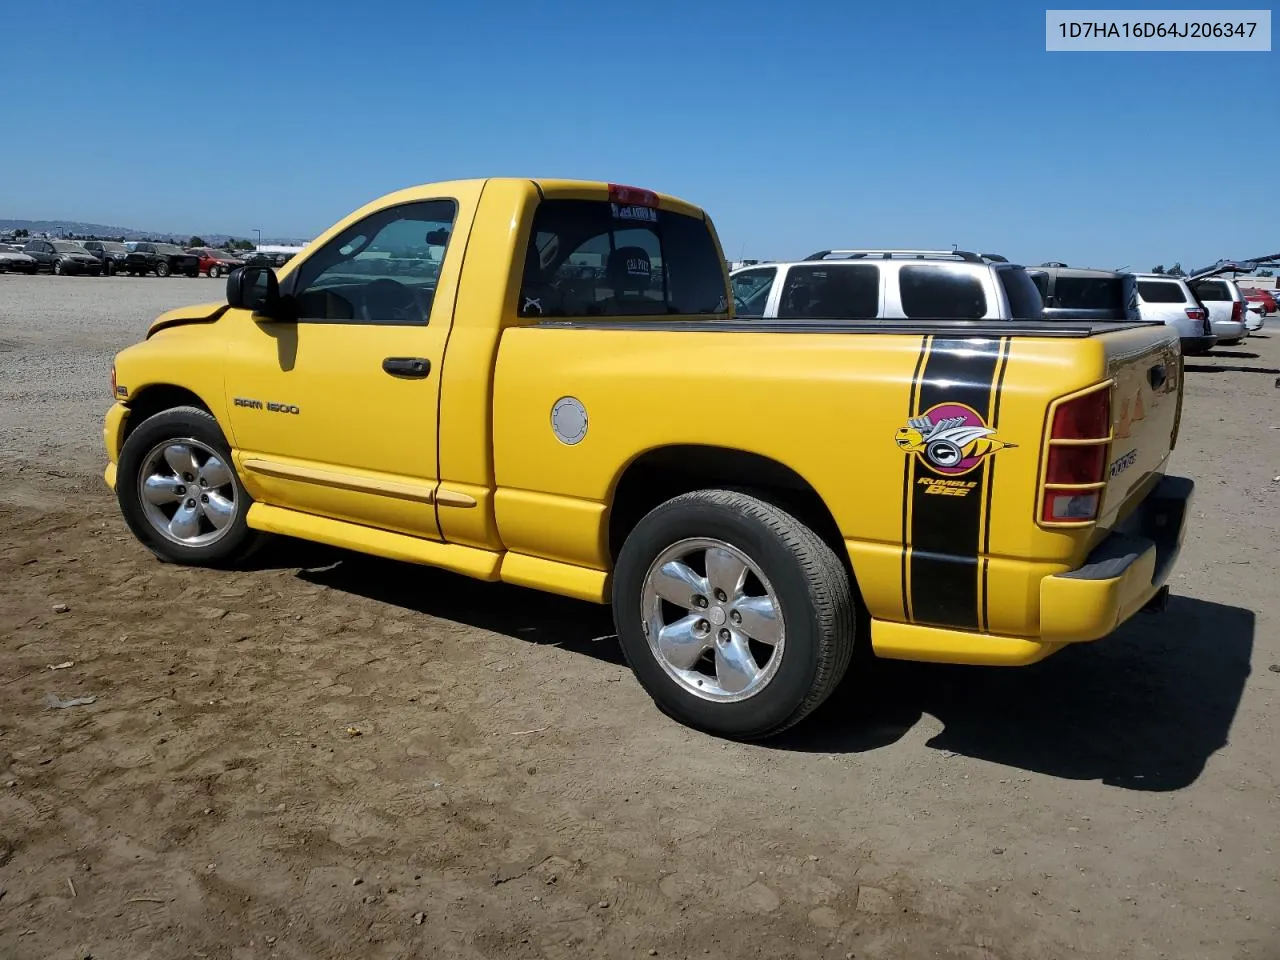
[0, 245, 40, 274]
[186, 247, 244, 278]
[22, 239, 103, 276]
[1244, 300, 1266, 332]
[1187, 277, 1247, 346]
[1026, 264, 1139, 321]
[1239, 287, 1277, 315]
[242, 251, 292, 269]
[83, 240, 131, 275]
[101, 177, 1191, 740]
[1132, 274, 1216, 354]
[124, 242, 201, 278]
[728, 249, 1044, 321]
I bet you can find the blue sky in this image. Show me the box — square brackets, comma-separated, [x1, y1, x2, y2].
[1, 1, 1274, 270]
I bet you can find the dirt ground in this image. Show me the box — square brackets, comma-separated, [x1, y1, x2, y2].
[1, 274, 1278, 960]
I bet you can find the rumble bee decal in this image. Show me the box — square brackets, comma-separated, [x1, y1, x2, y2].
[895, 402, 1016, 476]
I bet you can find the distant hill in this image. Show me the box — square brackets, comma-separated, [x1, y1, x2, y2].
[0, 219, 305, 246]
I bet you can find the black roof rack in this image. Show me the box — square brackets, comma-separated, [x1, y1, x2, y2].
[803, 248, 984, 264]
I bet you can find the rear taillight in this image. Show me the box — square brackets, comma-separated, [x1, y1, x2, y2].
[110, 364, 117, 399]
[1042, 386, 1111, 524]
[1231, 300, 1243, 323]
[1185, 307, 1211, 334]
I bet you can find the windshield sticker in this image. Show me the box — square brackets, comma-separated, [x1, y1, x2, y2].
[538, 235, 560, 271]
[896, 403, 1016, 476]
[611, 204, 658, 223]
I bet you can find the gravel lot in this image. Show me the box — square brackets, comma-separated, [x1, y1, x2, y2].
[1, 273, 1278, 960]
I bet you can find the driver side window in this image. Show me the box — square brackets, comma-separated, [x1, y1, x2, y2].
[291, 199, 457, 325]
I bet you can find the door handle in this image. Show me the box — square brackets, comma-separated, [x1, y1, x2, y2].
[382, 357, 431, 378]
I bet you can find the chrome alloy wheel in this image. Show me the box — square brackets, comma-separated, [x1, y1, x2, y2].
[640, 538, 785, 702]
[137, 439, 238, 547]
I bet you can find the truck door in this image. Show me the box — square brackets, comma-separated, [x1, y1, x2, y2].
[223, 188, 478, 539]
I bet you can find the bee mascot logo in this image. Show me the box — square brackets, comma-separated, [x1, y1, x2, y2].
[895, 403, 1016, 476]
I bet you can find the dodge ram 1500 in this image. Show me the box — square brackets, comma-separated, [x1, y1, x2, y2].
[104, 178, 1193, 739]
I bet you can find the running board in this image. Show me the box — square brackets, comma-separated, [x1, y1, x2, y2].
[246, 503, 610, 603]
[246, 503, 502, 581]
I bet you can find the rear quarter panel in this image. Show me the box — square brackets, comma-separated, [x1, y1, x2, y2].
[492, 326, 1112, 637]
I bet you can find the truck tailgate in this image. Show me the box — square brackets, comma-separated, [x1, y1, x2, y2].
[1096, 325, 1183, 528]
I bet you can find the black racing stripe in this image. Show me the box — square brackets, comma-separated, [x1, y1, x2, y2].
[980, 338, 1012, 630]
[980, 556, 991, 631]
[900, 336, 931, 620]
[909, 337, 1003, 629]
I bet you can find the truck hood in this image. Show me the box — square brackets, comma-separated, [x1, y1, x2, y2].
[147, 301, 229, 338]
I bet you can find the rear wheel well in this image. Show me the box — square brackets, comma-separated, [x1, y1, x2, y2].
[609, 445, 850, 572]
[122, 386, 212, 442]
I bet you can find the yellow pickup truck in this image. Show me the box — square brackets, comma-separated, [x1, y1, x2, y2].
[103, 178, 1193, 739]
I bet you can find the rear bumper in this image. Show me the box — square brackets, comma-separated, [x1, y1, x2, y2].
[870, 475, 1193, 666]
[1180, 334, 1217, 354]
[1210, 319, 1245, 340]
[1039, 475, 1192, 644]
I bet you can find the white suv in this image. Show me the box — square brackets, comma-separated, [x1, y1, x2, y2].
[1133, 274, 1217, 354]
[1187, 276, 1248, 346]
[729, 249, 1044, 321]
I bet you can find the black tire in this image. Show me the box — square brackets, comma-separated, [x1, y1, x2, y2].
[116, 405, 262, 567]
[208, 265, 221, 279]
[53, 259, 65, 276]
[155, 260, 171, 277]
[612, 489, 855, 740]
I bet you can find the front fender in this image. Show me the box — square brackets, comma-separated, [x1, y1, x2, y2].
[147, 300, 227, 338]
[113, 325, 231, 436]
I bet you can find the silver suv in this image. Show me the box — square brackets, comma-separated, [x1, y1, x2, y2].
[729, 249, 1044, 321]
[1133, 274, 1216, 354]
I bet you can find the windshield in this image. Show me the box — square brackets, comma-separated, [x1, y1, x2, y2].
[98, 241, 127, 253]
[52, 242, 87, 254]
[154, 243, 186, 255]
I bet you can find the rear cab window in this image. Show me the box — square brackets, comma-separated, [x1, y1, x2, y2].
[519, 197, 726, 318]
[1137, 280, 1187, 303]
